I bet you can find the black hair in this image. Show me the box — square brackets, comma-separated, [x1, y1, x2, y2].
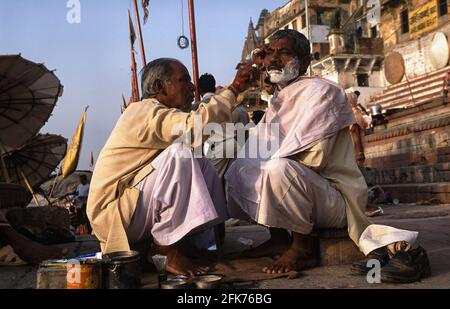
[199, 73, 216, 95]
[269, 29, 311, 59]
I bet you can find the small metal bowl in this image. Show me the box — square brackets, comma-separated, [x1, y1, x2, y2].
[160, 277, 192, 289]
[193, 274, 223, 289]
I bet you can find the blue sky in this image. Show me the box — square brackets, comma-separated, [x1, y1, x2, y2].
[0, 0, 287, 170]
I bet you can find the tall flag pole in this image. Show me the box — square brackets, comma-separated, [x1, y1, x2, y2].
[133, 0, 147, 66]
[128, 9, 140, 102]
[187, 0, 200, 102]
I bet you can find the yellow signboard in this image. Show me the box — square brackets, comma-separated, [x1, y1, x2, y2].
[409, 1, 438, 38]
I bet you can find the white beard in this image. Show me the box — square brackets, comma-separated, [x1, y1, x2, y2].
[267, 57, 300, 86]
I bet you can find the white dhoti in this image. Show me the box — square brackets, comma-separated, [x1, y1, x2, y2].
[226, 158, 348, 234]
[126, 144, 229, 249]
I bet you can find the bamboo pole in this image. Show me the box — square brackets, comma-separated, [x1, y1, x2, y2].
[19, 170, 40, 207]
[132, 0, 147, 66]
[188, 0, 200, 102]
[128, 10, 141, 102]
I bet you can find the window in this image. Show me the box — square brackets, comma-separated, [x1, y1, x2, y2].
[401, 9, 409, 33]
[357, 74, 369, 87]
[292, 19, 298, 31]
[371, 26, 378, 38]
[301, 13, 306, 28]
[316, 8, 325, 25]
[438, 0, 448, 16]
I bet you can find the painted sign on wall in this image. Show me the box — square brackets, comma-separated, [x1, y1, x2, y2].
[409, 1, 438, 38]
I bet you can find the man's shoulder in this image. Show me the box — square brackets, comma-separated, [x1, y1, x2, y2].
[120, 99, 171, 121]
[286, 77, 344, 99]
[299, 77, 342, 91]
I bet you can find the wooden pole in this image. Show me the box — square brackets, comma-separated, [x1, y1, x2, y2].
[19, 170, 40, 207]
[187, 0, 200, 102]
[131, 51, 140, 102]
[132, 0, 147, 66]
[128, 10, 141, 102]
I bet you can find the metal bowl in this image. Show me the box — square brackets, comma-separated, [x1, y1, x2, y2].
[160, 278, 192, 289]
[193, 274, 223, 289]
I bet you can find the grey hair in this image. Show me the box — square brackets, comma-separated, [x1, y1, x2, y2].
[140, 58, 181, 99]
[269, 29, 311, 59]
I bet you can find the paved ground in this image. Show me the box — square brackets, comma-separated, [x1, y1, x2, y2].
[0, 203, 449, 289]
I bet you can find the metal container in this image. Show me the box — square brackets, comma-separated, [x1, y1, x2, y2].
[193, 274, 223, 289]
[66, 258, 102, 289]
[370, 103, 382, 117]
[160, 277, 193, 289]
[102, 251, 141, 289]
[37, 260, 68, 289]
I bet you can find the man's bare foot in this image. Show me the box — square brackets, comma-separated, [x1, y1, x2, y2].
[262, 232, 318, 274]
[261, 247, 317, 274]
[240, 228, 291, 258]
[149, 244, 210, 277]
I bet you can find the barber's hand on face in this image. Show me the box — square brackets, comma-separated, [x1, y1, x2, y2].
[230, 63, 260, 95]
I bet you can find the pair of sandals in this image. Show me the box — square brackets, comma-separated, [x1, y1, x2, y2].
[0, 245, 28, 266]
[351, 246, 431, 283]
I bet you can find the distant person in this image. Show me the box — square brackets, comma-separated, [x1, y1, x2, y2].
[199, 73, 216, 103]
[76, 175, 89, 209]
[76, 174, 91, 233]
[194, 73, 250, 179]
[443, 70, 450, 104]
[346, 90, 368, 167]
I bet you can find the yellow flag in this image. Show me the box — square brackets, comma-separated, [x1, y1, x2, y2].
[62, 106, 88, 177]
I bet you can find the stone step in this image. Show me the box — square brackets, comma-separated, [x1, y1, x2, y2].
[363, 163, 450, 186]
[370, 66, 449, 108]
[379, 182, 450, 204]
[365, 145, 450, 169]
[313, 228, 364, 266]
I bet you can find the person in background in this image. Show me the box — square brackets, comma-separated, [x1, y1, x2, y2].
[346, 90, 368, 167]
[443, 70, 450, 104]
[194, 73, 250, 180]
[75, 174, 91, 233]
